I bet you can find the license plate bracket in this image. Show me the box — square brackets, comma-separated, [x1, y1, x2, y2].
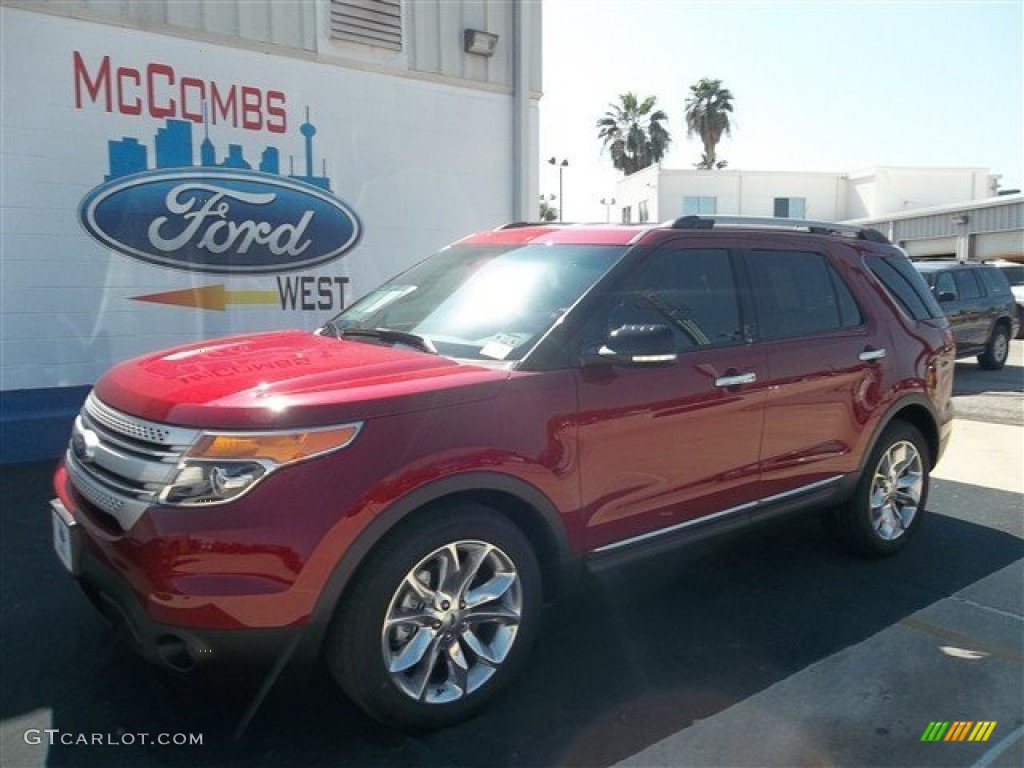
[50, 499, 81, 576]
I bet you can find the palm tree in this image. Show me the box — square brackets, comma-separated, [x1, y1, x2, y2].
[684, 78, 734, 170]
[596, 92, 671, 175]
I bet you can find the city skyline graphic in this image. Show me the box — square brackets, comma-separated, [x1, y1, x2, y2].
[105, 107, 332, 191]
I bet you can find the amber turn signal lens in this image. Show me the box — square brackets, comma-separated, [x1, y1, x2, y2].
[188, 424, 361, 464]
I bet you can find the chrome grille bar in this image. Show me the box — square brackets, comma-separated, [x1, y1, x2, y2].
[66, 393, 200, 531]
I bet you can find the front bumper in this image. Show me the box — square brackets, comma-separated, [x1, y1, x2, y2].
[50, 461, 340, 674]
[73, 533, 300, 672]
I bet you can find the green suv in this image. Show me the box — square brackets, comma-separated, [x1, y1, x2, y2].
[912, 260, 1018, 369]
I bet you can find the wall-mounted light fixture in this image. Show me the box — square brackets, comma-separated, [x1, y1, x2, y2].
[464, 29, 499, 56]
[951, 214, 969, 225]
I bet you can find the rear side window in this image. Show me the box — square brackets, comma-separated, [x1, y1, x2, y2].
[979, 267, 1012, 297]
[748, 250, 863, 339]
[995, 264, 1024, 286]
[869, 257, 943, 320]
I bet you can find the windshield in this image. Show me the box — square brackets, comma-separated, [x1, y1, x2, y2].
[324, 243, 626, 361]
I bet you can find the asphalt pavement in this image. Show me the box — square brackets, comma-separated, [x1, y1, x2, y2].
[1, 344, 1021, 768]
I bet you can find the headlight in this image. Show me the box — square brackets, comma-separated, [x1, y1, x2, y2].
[160, 423, 362, 506]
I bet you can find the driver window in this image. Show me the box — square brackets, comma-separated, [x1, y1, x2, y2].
[603, 248, 744, 350]
[935, 272, 958, 301]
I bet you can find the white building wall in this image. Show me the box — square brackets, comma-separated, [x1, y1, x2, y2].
[614, 165, 660, 222]
[620, 166, 999, 224]
[648, 170, 843, 220]
[0, 2, 540, 462]
[659, 172, 741, 218]
[847, 167, 994, 218]
[846, 175, 876, 220]
[734, 172, 844, 219]
[23, 0, 542, 94]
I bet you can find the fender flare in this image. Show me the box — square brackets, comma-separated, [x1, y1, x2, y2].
[857, 393, 945, 475]
[295, 471, 572, 664]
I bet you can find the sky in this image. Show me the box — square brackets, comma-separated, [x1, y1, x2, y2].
[539, 0, 1024, 222]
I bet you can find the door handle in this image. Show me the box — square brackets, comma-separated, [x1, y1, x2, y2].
[715, 372, 757, 388]
[859, 347, 887, 362]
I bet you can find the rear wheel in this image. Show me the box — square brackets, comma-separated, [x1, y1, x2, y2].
[830, 422, 929, 557]
[978, 324, 1010, 370]
[326, 505, 541, 729]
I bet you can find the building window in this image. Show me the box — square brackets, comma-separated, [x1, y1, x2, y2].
[330, 0, 403, 51]
[621, 206, 632, 224]
[773, 197, 806, 218]
[638, 200, 650, 223]
[682, 196, 717, 216]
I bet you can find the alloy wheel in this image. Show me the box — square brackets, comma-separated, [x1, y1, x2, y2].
[869, 440, 924, 541]
[381, 540, 522, 704]
[993, 331, 1009, 364]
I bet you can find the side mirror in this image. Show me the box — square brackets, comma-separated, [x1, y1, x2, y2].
[583, 324, 677, 366]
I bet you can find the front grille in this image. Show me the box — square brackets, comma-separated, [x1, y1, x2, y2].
[66, 393, 200, 530]
[85, 397, 178, 445]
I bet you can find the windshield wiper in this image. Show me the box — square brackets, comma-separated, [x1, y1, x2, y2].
[332, 327, 438, 355]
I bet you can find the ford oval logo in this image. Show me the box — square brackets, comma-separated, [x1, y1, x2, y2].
[78, 168, 361, 274]
[72, 426, 100, 464]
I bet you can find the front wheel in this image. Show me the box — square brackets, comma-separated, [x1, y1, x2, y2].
[325, 505, 541, 729]
[830, 422, 930, 557]
[978, 325, 1010, 370]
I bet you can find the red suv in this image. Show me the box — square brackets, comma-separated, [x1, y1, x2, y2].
[51, 216, 955, 728]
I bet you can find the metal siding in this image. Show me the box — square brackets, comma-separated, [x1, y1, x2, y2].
[201, 0, 240, 38]
[164, 0, 202, 30]
[125, 0, 167, 23]
[406, 0, 515, 87]
[408, 0, 440, 73]
[885, 201, 1024, 242]
[55, 0, 522, 85]
[437, 1, 462, 79]
[238, 0, 272, 44]
[972, 201, 1024, 232]
[46, 0, 316, 51]
[269, 0, 312, 50]
[486, 0, 514, 88]
[461, 1, 489, 82]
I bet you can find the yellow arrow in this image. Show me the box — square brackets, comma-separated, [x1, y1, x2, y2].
[130, 284, 279, 311]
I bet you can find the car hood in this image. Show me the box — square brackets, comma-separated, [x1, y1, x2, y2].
[94, 331, 510, 429]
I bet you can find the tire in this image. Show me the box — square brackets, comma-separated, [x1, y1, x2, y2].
[830, 422, 929, 558]
[325, 504, 541, 729]
[978, 324, 1010, 370]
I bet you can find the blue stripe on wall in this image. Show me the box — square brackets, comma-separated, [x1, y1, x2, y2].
[0, 386, 91, 464]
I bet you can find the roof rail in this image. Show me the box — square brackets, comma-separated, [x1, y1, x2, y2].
[668, 215, 891, 244]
